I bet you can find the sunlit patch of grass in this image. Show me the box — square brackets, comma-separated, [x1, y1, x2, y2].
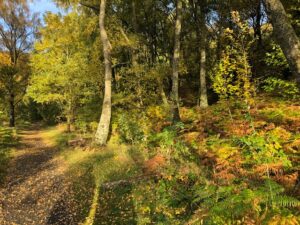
[0, 126, 18, 184]
[38, 124, 71, 147]
[58, 136, 141, 224]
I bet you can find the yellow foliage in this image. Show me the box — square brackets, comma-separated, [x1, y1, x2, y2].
[216, 146, 239, 159]
[268, 214, 300, 225]
[270, 127, 292, 141]
[0, 52, 11, 66]
[146, 106, 168, 120]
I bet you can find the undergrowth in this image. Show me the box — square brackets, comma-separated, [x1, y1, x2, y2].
[40, 96, 300, 225]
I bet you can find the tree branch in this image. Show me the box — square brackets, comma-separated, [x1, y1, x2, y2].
[79, 1, 99, 13]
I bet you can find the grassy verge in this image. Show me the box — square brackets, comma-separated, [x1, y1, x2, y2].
[40, 125, 142, 224]
[0, 126, 18, 184]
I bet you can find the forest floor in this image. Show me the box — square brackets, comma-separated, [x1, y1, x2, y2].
[0, 97, 299, 225]
[0, 125, 143, 225]
[0, 125, 80, 224]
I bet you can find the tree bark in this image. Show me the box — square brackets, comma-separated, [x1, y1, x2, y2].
[171, 0, 182, 123]
[156, 77, 169, 106]
[198, 12, 208, 109]
[199, 43, 208, 108]
[254, 0, 262, 47]
[264, 0, 300, 84]
[66, 100, 74, 133]
[131, 0, 138, 33]
[95, 0, 112, 145]
[9, 93, 15, 127]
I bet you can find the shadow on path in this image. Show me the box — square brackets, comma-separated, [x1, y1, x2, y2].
[0, 127, 71, 225]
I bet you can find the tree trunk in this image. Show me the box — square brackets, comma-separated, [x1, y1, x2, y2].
[66, 101, 74, 133]
[95, 0, 112, 146]
[156, 77, 169, 106]
[255, 0, 262, 47]
[131, 0, 138, 33]
[198, 13, 208, 109]
[171, 0, 182, 123]
[199, 43, 208, 109]
[264, 0, 300, 84]
[67, 117, 71, 133]
[9, 93, 15, 127]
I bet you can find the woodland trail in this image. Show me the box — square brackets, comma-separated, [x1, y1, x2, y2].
[0, 127, 77, 225]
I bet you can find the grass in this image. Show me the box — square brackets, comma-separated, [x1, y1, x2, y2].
[39, 125, 142, 224]
[0, 126, 18, 184]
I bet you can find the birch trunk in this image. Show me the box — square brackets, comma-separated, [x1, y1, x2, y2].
[198, 12, 208, 109]
[95, 0, 112, 145]
[199, 43, 208, 108]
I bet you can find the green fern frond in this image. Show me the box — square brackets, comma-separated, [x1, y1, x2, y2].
[272, 195, 300, 208]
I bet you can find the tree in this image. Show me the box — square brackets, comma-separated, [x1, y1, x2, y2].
[171, 0, 182, 122]
[94, 0, 113, 145]
[264, 0, 300, 84]
[189, 0, 209, 108]
[211, 11, 254, 117]
[0, 0, 38, 127]
[28, 12, 100, 132]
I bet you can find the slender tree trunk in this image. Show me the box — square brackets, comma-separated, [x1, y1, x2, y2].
[67, 117, 71, 133]
[199, 43, 208, 108]
[130, 0, 145, 107]
[131, 0, 138, 33]
[254, 0, 262, 46]
[95, 0, 112, 145]
[66, 100, 74, 133]
[9, 93, 15, 127]
[264, 0, 300, 84]
[198, 13, 208, 109]
[156, 77, 169, 106]
[171, 0, 182, 123]
[131, 0, 138, 67]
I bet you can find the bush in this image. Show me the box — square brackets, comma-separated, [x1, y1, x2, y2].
[263, 77, 299, 99]
[235, 131, 292, 168]
[117, 113, 145, 144]
[148, 124, 193, 162]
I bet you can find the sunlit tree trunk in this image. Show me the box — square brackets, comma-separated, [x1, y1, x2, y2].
[171, 0, 182, 122]
[199, 42, 208, 109]
[95, 0, 112, 145]
[264, 0, 300, 84]
[198, 13, 208, 109]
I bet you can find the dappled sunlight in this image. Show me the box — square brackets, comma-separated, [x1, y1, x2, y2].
[1, 0, 300, 224]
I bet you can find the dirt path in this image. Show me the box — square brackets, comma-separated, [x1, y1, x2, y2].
[0, 128, 76, 225]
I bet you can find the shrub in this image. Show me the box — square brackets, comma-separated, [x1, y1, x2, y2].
[211, 12, 255, 105]
[117, 113, 144, 144]
[148, 125, 192, 162]
[263, 77, 299, 99]
[236, 131, 292, 168]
